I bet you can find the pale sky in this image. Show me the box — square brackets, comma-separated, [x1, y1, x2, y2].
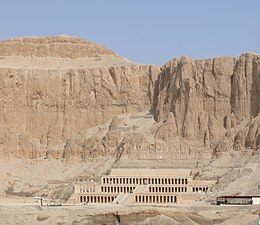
[0, 0, 259, 65]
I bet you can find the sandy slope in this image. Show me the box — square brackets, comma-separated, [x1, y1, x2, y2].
[0, 204, 259, 225]
[0, 55, 137, 69]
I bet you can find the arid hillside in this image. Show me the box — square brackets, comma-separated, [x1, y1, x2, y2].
[152, 53, 260, 157]
[0, 36, 259, 162]
[0, 36, 160, 159]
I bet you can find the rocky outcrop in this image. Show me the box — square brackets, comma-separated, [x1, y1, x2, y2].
[152, 53, 260, 156]
[0, 36, 119, 58]
[0, 36, 160, 159]
[0, 36, 259, 160]
[214, 114, 260, 156]
[0, 64, 160, 159]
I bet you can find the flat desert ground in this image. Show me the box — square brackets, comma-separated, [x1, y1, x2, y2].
[0, 200, 259, 225]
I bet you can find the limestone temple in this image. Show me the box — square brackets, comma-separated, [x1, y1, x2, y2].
[73, 169, 215, 205]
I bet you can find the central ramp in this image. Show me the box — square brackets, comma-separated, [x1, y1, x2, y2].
[112, 185, 149, 205]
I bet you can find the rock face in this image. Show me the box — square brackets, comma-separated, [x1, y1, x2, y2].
[0, 36, 259, 160]
[0, 36, 160, 159]
[0, 36, 118, 58]
[152, 53, 260, 156]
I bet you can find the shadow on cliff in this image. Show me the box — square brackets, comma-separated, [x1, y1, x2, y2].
[251, 57, 260, 118]
[149, 72, 160, 120]
[149, 67, 175, 121]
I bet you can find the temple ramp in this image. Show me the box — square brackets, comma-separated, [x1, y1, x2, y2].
[133, 185, 149, 193]
[112, 192, 133, 205]
[112, 185, 149, 205]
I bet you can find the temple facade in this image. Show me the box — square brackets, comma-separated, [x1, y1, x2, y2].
[73, 169, 215, 205]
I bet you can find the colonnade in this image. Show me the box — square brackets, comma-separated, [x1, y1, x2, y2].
[149, 186, 187, 193]
[192, 187, 208, 192]
[101, 186, 134, 193]
[100, 185, 188, 194]
[79, 195, 116, 203]
[80, 185, 95, 193]
[102, 177, 188, 185]
[135, 195, 177, 204]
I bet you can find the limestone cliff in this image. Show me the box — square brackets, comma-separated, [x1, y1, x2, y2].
[0, 36, 160, 159]
[63, 53, 260, 162]
[152, 53, 260, 157]
[0, 36, 118, 58]
[0, 36, 259, 160]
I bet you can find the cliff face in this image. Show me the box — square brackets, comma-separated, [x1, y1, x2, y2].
[0, 36, 259, 160]
[0, 36, 160, 159]
[152, 53, 260, 156]
[0, 36, 118, 58]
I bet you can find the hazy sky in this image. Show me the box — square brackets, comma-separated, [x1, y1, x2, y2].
[0, 0, 259, 65]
